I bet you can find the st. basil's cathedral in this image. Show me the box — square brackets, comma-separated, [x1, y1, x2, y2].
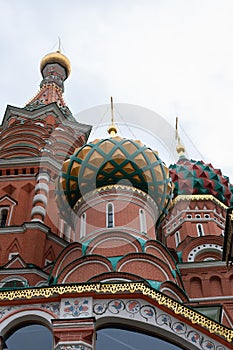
[0, 49, 232, 350]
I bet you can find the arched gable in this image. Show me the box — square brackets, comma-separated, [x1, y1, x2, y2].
[116, 253, 177, 283]
[51, 242, 83, 278]
[57, 255, 113, 283]
[85, 231, 143, 256]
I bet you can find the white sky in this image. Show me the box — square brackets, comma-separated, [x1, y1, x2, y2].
[0, 0, 232, 181]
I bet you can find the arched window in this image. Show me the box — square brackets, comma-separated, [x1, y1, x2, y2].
[175, 231, 181, 247]
[96, 327, 182, 350]
[80, 212, 86, 238]
[0, 276, 28, 289]
[106, 203, 114, 228]
[197, 223, 204, 237]
[0, 208, 8, 227]
[2, 280, 25, 289]
[5, 324, 53, 350]
[139, 209, 147, 234]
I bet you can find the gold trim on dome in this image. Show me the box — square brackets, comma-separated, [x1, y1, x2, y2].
[173, 194, 227, 209]
[73, 184, 157, 210]
[0, 282, 232, 342]
[40, 51, 71, 77]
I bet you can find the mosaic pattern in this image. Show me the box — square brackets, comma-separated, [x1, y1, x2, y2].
[170, 158, 232, 206]
[0, 302, 60, 319]
[93, 298, 226, 350]
[57, 345, 91, 350]
[61, 297, 92, 318]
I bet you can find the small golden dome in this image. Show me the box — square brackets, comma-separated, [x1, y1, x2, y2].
[40, 50, 71, 78]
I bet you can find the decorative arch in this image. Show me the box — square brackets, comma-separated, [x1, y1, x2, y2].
[144, 240, 177, 270]
[160, 281, 189, 303]
[181, 235, 224, 263]
[95, 314, 203, 350]
[87, 271, 148, 283]
[51, 242, 83, 278]
[117, 253, 177, 282]
[57, 255, 113, 283]
[189, 277, 203, 298]
[187, 243, 223, 262]
[5, 323, 52, 350]
[85, 231, 143, 256]
[0, 309, 54, 339]
[209, 275, 223, 296]
[0, 276, 28, 289]
[96, 327, 182, 350]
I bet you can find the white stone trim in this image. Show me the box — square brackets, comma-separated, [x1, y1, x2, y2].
[35, 182, 49, 193]
[31, 205, 46, 219]
[33, 194, 48, 206]
[36, 173, 50, 182]
[187, 244, 223, 262]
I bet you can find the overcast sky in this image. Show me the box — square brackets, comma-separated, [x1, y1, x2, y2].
[0, 0, 232, 181]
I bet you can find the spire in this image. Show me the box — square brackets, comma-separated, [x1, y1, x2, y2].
[58, 36, 62, 52]
[107, 97, 118, 137]
[175, 117, 186, 158]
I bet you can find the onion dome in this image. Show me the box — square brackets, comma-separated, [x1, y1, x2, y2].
[40, 50, 71, 79]
[169, 158, 232, 206]
[57, 136, 173, 223]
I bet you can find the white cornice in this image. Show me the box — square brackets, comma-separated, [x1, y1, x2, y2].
[178, 261, 226, 269]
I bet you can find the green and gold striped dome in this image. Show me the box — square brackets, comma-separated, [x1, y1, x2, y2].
[57, 136, 173, 221]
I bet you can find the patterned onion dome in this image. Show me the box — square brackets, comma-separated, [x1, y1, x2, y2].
[40, 50, 71, 78]
[57, 136, 173, 220]
[169, 157, 232, 206]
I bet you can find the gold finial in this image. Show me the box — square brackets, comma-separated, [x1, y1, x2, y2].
[175, 116, 186, 157]
[107, 96, 118, 137]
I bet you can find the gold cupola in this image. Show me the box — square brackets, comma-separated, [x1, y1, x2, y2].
[40, 50, 71, 79]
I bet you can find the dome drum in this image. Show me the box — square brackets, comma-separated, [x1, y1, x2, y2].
[73, 185, 159, 241]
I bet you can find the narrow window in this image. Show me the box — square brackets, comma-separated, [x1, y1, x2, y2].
[139, 209, 147, 233]
[175, 231, 181, 247]
[0, 208, 8, 227]
[107, 203, 114, 228]
[197, 223, 204, 237]
[80, 212, 86, 238]
[63, 222, 71, 240]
